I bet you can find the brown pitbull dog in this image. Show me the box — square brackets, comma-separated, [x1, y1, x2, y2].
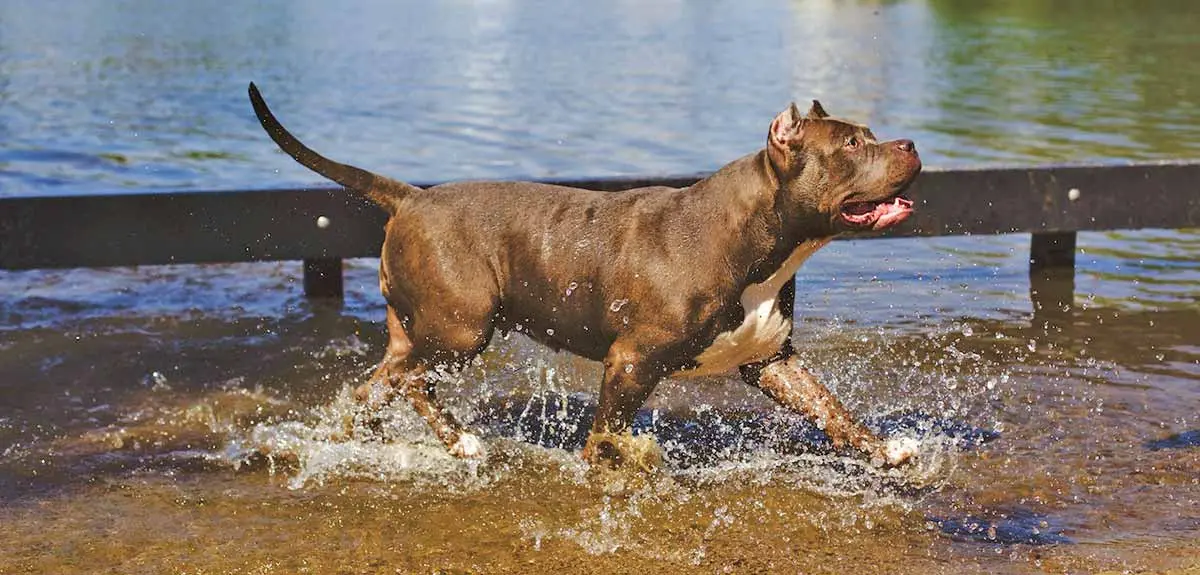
[249, 83, 921, 468]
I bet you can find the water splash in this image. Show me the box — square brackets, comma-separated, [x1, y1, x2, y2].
[224, 384, 495, 491]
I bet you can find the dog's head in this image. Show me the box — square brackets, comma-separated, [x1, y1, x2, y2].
[766, 100, 920, 235]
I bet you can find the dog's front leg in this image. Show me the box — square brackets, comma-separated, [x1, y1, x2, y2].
[581, 341, 664, 470]
[740, 353, 915, 467]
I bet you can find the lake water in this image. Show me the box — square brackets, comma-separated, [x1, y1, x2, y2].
[0, 1, 1197, 573]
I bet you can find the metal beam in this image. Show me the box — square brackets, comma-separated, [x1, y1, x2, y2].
[886, 161, 1200, 238]
[1, 162, 1197, 272]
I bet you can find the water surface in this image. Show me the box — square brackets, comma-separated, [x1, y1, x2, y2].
[0, 1, 1197, 573]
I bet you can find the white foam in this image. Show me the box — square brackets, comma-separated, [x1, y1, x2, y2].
[451, 432, 486, 459]
[884, 436, 921, 466]
[222, 384, 493, 490]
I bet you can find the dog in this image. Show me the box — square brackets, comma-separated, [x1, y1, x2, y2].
[248, 83, 922, 468]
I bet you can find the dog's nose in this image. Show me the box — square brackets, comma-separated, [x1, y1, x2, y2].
[895, 139, 916, 154]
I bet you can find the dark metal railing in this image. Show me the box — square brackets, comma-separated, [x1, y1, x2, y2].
[2, 161, 1197, 313]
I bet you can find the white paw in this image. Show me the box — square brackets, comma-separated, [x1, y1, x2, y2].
[450, 433, 486, 459]
[884, 437, 920, 466]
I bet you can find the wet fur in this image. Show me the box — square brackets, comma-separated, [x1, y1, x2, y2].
[249, 84, 922, 467]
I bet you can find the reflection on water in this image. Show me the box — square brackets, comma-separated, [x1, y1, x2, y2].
[925, 0, 1200, 165]
[1080, 229, 1200, 311]
[0, 0, 1198, 194]
[0, 0, 1198, 573]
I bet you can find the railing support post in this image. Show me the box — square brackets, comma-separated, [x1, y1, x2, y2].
[303, 258, 344, 299]
[1029, 231, 1076, 316]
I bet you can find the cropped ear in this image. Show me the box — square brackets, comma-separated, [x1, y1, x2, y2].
[806, 99, 829, 119]
[769, 102, 804, 149]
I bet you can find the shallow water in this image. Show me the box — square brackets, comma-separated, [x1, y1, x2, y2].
[2, 236, 1196, 573]
[1, 0, 1198, 573]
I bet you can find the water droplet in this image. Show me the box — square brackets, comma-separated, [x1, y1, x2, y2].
[148, 371, 169, 388]
[622, 316, 629, 325]
[961, 324, 974, 337]
[624, 364, 633, 374]
[565, 281, 578, 297]
[609, 299, 629, 312]
[1027, 340, 1038, 352]
[546, 328, 555, 336]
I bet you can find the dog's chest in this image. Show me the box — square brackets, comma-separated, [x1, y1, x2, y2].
[672, 239, 831, 378]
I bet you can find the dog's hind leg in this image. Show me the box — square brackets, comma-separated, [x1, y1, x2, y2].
[353, 304, 492, 458]
[398, 367, 484, 458]
[354, 305, 413, 407]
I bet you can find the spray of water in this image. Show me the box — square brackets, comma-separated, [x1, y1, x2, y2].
[14, 319, 1007, 562]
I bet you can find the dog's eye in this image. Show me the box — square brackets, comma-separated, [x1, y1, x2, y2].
[845, 137, 860, 150]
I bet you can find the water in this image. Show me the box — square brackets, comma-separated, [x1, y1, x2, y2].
[1, 1, 1198, 573]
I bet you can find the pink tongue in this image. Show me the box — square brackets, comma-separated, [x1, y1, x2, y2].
[843, 197, 914, 226]
[871, 197, 914, 229]
[876, 197, 913, 215]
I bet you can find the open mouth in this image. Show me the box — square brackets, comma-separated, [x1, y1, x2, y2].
[840, 194, 914, 230]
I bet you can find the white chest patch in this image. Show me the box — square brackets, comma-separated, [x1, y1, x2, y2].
[672, 239, 832, 379]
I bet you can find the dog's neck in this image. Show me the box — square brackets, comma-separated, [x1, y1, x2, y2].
[689, 149, 834, 287]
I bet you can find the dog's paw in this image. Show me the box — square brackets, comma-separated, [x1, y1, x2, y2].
[883, 436, 920, 467]
[582, 432, 663, 472]
[450, 433, 487, 459]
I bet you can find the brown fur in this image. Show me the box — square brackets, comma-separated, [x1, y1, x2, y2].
[248, 83, 922, 467]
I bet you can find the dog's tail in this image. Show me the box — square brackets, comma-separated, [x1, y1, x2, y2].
[248, 82, 417, 213]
